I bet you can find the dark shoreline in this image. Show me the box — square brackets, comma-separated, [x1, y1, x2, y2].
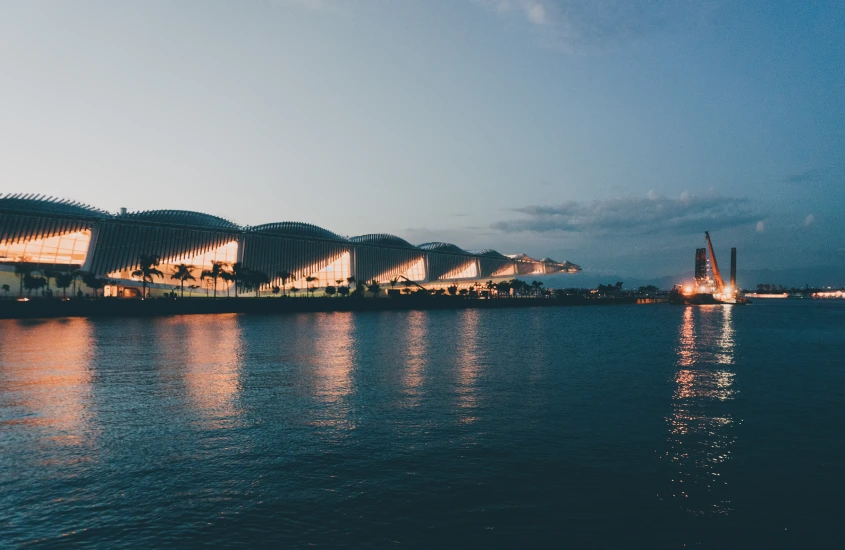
[0, 296, 668, 320]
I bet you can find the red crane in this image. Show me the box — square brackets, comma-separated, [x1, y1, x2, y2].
[704, 231, 725, 291]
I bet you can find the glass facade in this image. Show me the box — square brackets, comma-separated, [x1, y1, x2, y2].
[0, 230, 91, 266]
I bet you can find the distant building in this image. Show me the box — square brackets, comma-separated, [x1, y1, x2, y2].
[0, 194, 580, 295]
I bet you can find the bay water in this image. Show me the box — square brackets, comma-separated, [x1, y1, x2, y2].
[1, 301, 843, 547]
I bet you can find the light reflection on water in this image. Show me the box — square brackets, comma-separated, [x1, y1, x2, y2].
[181, 314, 243, 428]
[0, 319, 97, 464]
[401, 310, 428, 406]
[665, 305, 738, 516]
[2, 302, 844, 548]
[456, 309, 483, 423]
[293, 313, 357, 434]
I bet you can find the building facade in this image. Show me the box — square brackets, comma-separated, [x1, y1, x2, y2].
[0, 194, 580, 296]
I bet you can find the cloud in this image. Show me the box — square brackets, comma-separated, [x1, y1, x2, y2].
[474, 0, 723, 53]
[526, 3, 547, 25]
[491, 192, 762, 235]
[782, 167, 845, 186]
[804, 213, 815, 227]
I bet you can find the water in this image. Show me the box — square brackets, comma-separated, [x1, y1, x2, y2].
[1, 301, 844, 548]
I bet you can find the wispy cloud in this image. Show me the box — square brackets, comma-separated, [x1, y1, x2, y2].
[491, 192, 761, 235]
[782, 166, 845, 186]
[474, 0, 723, 53]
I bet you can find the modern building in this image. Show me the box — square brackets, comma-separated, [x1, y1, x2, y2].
[0, 194, 580, 296]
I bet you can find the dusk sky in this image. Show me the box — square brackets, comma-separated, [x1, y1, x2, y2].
[2, 1, 844, 283]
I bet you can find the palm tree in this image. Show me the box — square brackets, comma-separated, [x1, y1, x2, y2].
[496, 281, 511, 297]
[337, 285, 349, 297]
[389, 277, 399, 291]
[272, 286, 281, 296]
[367, 279, 381, 298]
[531, 280, 544, 297]
[201, 261, 226, 298]
[231, 262, 248, 298]
[277, 270, 292, 297]
[447, 284, 458, 296]
[55, 272, 74, 298]
[324, 285, 336, 298]
[249, 269, 270, 297]
[170, 264, 196, 298]
[187, 284, 200, 297]
[2, 284, 10, 299]
[305, 275, 317, 297]
[131, 254, 165, 298]
[485, 280, 495, 299]
[290, 285, 299, 298]
[14, 262, 34, 297]
[220, 269, 234, 297]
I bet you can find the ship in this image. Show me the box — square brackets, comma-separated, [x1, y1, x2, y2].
[671, 231, 748, 305]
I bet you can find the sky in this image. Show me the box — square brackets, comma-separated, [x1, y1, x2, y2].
[1, 0, 844, 284]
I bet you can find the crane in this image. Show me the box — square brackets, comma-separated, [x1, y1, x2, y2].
[704, 231, 725, 291]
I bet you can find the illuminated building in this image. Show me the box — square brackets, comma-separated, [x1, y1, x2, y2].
[0, 193, 580, 295]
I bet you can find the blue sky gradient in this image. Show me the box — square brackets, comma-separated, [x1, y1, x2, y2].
[2, 1, 843, 283]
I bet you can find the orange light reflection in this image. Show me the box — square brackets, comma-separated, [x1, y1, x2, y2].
[663, 305, 737, 516]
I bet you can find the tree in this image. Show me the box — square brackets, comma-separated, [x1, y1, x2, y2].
[187, 284, 200, 297]
[389, 277, 399, 291]
[170, 264, 196, 298]
[337, 285, 349, 297]
[290, 285, 299, 297]
[346, 276, 356, 290]
[201, 261, 226, 298]
[14, 262, 34, 297]
[305, 275, 317, 297]
[131, 254, 165, 298]
[485, 280, 495, 298]
[272, 285, 281, 296]
[42, 268, 57, 296]
[220, 269, 234, 297]
[531, 280, 544, 297]
[71, 267, 84, 297]
[248, 269, 270, 297]
[89, 277, 109, 298]
[2, 284, 10, 299]
[367, 279, 381, 298]
[231, 262, 248, 298]
[496, 281, 511, 297]
[458, 288, 468, 297]
[277, 270, 292, 297]
[23, 273, 46, 296]
[324, 285, 336, 298]
[55, 272, 74, 298]
[80, 272, 109, 298]
[447, 284, 458, 296]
